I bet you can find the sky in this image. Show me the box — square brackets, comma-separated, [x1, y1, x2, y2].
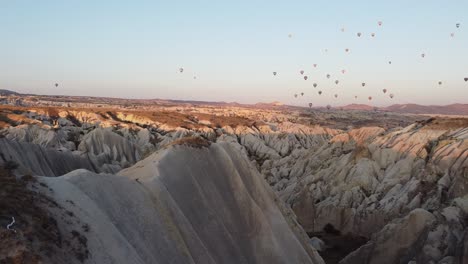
[1, 0, 467, 106]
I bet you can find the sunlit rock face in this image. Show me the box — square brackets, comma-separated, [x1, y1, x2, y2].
[14, 142, 323, 264]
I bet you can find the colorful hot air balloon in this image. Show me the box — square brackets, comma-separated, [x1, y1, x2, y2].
[304, 76, 308, 81]
[335, 80, 339, 85]
[383, 89, 387, 93]
[300, 70, 304, 75]
[318, 91, 322, 95]
[313, 83, 318, 88]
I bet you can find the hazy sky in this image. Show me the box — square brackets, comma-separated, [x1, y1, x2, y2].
[1, 1, 467, 106]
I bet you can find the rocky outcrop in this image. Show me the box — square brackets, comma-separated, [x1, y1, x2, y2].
[34, 142, 324, 264]
[77, 128, 142, 169]
[0, 138, 96, 176]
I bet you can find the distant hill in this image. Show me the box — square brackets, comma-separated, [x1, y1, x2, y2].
[384, 104, 468, 115]
[339, 103, 468, 115]
[341, 104, 375, 111]
[0, 89, 20, 96]
[255, 101, 284, 107]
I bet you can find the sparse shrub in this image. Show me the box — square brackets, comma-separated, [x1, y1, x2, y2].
[3, 160, 19, 171]
[166, 136, 211, 149]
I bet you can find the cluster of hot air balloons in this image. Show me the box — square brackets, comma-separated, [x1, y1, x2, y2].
[279, 20, 467, 109]
[161, 20, 466, 110]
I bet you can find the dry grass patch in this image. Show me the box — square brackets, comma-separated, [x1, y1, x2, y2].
[0, 167, 89, 263]
[166, 136, 211, 149]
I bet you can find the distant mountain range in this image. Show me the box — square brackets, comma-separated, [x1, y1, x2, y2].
[343, 103, 468, 115]
[383, 103, 468, 115]
[0, 89, 19, 96]
[1, 89, 467, 115]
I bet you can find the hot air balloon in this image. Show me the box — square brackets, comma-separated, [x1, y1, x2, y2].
[451, 33, 455, 37]
[421, 53, 426, 58]
[368, 96, 373, 101]
[456, 23, 460, 28]
[335, 80, 339, 85]
[378, 21, 383, 26]
[438, 81, 442, 85]
[313, 64, 318, 68]
[341, 69, 346, 74]
[288, 33, 293, 38]
[313, 83, 318, 88]
[389, 94, 394, 99]
[193, 76, 197, 79]
[354, 96, 358, 99]
[334, 94, 338, 98]
[464, 77, 468, 82]
[362, 83, 366, 87]
[301, 92, 304, 96]
[371, 33, 375, 37]
[294, 94, 298, 98]
[309, 103, 313, 108]
[341, 27, 345, 32]
[383, 89, 387, 93]
[389, 61, 392, 64]
[179, 67, 184, 73]
[326, 105, 331, 110]
[357, 32, 362, 37]
[326, 74, 331, 79]
[273, 72, 277, 76]
[318, 91, 322, 95]
[55, 83, 58, 87]
[345, 48, 350, 53]
[324, 49, 328, 52]
[300, 70, 304, 75]
[304, 76, 308, 81]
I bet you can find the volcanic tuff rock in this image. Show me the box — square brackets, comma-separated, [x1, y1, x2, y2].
[1, 104, 468, 263]
[27, 142, 324, 264]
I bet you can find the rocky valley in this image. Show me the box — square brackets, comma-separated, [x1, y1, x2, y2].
[1, 92, 468, 264]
